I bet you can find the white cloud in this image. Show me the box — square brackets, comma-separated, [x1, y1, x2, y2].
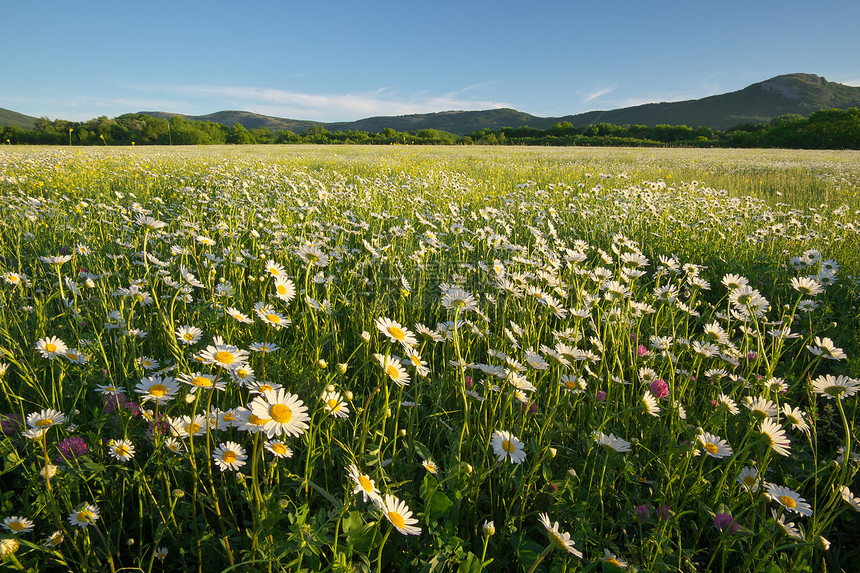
[582, 87, 615, 103]
[132, 84, 512, 121]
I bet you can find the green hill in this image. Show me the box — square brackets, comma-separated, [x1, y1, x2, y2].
[0, 107, 39, 129]
[6, 73, 860, 135]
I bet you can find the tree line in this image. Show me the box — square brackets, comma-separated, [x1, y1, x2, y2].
[3, 108, 859, 149]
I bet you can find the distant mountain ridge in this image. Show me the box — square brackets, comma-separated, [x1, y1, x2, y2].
[137, 74, 860, 134]
[4, 73, 860, 135]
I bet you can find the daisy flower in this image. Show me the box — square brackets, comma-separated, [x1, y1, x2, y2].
[68, 504, 100, 528]
[737, 466, 760, 492]
[441, 286, 479, 312]
[538, 513, 582, 557]
[806, 337, 847, 360]
[641, 391, 661, 417]
[766, 483, 812, 516]
[108, 439, 135, 462]
[295, 244, 329, 268]
[346, 464, 381, 504]
[422, 460, 438, 474]
[3, 516, 35, 534]
[698, 432, 733, 459]
[374, 317, 418, 348]
[228, 363, 255, 386]
[45, 530, 64, 547]
[374, 353, 411, 387]
[35, 336, 68, 360]
[264, 440, 293, 459]
[26, 409, 66, 429]
[264, 259, 286, 278]
[253, 302, 290, 329]
[759, 418, 792, 456]
[839, 486, 860, 512]
[249, 341, 280, 353]
[200, 336, 250, 370]
[273, 277, 296, 303]
[601, 548, 627, 569]
[321, 391, 350, 418]
[175, 325, 203, 345]
[178, 264, 204, 288]
[790, 276, 823, 296]
[248, 389, 310, 438]
[169, 414, 208, 438]
[135, 375, 180, 404]
[490, 430, 526, 464]
[137, 356, 160, 370]
[225, 307, 254, 324]
[594, 431, 631, 453]
[812, 374, 859, 400]
[561, 375, 587, 394]
[212, 441, 247, 471]
[772, 509, 805, 540]
[404, 351, 430, 377]
[379, 494, 421, 535]
[63, 348, 87, 364]
[743, 396, 778, 420]
[178, 371, 226, 393]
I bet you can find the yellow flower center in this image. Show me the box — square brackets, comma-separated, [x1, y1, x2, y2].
[704, 442, 718, 455]
[116, 445, 129, 457]
[236, 369, 249, 379]
[271, 443, 288, 455]
[45, 343, 57, 353]
[266, 314, 280, 323]
[388, 511, 406, 529]
[150, 384, 167, 397]
[222, 451, 237, 464]
[214, 351, 234, 364]
[35, 418, 55, 428]
[192, 376, 212, 387]
[565, 380, 576, 389]
[186, 423, 201, 434]
[779, 495, 797, 509]
[385, 365, 400, 379]
[327, 399, 340, 410]
[359, 475, 373, 492]
[744, 476, 756, 486]
[248, 414, 268, 426]
[388, 326, 405, 340]
[76, 511, 92, 523]
[502, 439, 516, 453]
[223, 413, 236, 422]
[183, 333, 194, 340]
[277, 285, 287, 295]
[8, 521, 26, 532]
[270, 404, 293, 424]
[258, 384, 273, 392]
[67, 352, 78, 360]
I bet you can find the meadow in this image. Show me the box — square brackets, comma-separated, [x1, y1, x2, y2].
[0, 144, 859, 572]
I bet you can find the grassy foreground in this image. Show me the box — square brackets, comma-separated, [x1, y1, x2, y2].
[0, 145, 859, 572]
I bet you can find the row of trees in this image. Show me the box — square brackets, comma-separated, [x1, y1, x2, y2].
[3, 109, 860, 149]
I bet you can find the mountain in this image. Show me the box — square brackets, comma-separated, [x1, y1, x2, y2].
[0, 107, 39, 129]
[138, 74, 860, 134]
[556, 74, 860, 130]
[5, 73, 860, 134]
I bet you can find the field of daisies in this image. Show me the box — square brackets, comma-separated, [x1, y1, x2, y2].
[1, 145, 859, 572]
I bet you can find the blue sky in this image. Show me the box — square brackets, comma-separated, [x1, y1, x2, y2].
[4, 0, 859, 122]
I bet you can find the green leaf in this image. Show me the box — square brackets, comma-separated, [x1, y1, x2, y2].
[457, 552, 483, 573]
[427, 490, 454, 517]
[413, 439, 433, 461]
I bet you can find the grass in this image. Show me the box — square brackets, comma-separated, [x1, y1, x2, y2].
[0, 144, 858, 572]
